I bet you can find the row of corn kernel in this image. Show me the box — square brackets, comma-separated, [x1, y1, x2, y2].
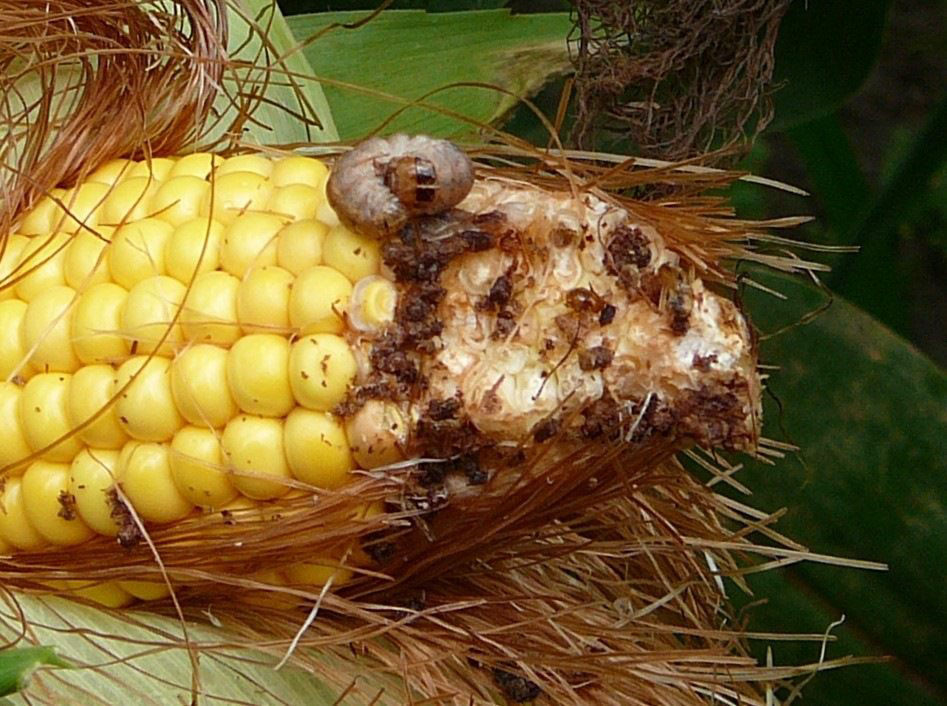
[17, 153, 336, 237]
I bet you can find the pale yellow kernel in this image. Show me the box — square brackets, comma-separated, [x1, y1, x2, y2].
[226, 334, 294, 417]
[151, 175, 210, 226]
[19, 188, 67, 235]
[63, 581, 135, 608]
[68, 448, 121, 536]
[288, 265, 352, 335]
[202, 171, 274, 224]
[117, 441, 194, 523]
[0, 477, 46, 550]
[68, 365, 127, 449]
[179, 270, 240, 346]
[170, 426, 237, 509]
[289, 334, 356, 412]
[348, 275, 397, 333]
[170, 344, 238, 428]
[15, 232, 70, 301]
[315, 177, 340, 227]
[127, 158, 176, 181]
[121, 275, 186, 356]
[217, 154, 273, 178]
[165, 217, 224, 283]
[22, 460, 95, 545]
[0, 300, 34, 381]
[345, 400, 407, 469]
[0, 234, 29, 301]
[72, 282, 130, 365]
[276, 220, 327, 275]
[49, 182, 111, 234]
[271, 156, 328, 188]
[115, 356, 184, 441]
[267, 184, 320, 222]
[108, 218, 173, 288]
[88, 159, 135, 186]
[64, 227, 114, 290]
[101, 177, 159, 225]
[284, 408, 353, 489]
[118, 580, 171, 601]
[23, 285, 80, 372]
[237, 265, 293, 334]
[323, 224, 381, 281]
[0, 382, 32, 472]
[19, 372, 83, 463]
[169, 153, 223, 179]
[222, 415, 292, 500]
[284, 562, 352, 588]
[220, 212, 285, 277]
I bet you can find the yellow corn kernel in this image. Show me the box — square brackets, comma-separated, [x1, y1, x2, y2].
[150, 176, 210, 226]
[284, 561, 352, 588]
[63, 580, 135, 608]
[21, 460, 95, 546]
[0, 299, 33, 381]
[288, 265, 352, 335]
[180, 270, 240, 346]
[236, 265, 293, 334]
[221, 415, 292, 499]
[0, 234, 29, 300]
[114, 356, 183, 441]
[88, 159, 134, 186]
[348, 275, 397, 333]
[170, 344, 237, 428]
[49, 182, 111, 234]
[99, 177, 158, 226]
[68, 364, 127, 448]
[101, 176, 159, 225]
[108, 218, 173, 288]
[19, 373, 83, 463]
[127, 158, 176, 181]
[220, 212, 284, 277]
[226, 334, 293, 417]
[64, 227, 114, 290]
[72, 282, 130, 365]
[217, 154, 274, 178]
[267, 184, 320, 222]
[271, 156, 328, 189]
[0, 477, 46, 550]
[165, 217, 223, 283]
[169, 426, 237, 508]
[315, 177, 340, 227]
[121, 275, 186, 355]
[276, 220, 327, 275]
[0, 382, 32, 471]
[202, 171, 273, 224]
[15, 232, 70, 301]
[323, 224, 381, 282]
[288, 333, 356, 412]
[169, 153, 222, 180]
[284, 408, 353, 489]
[22, 285, 81, 372]
[117, 441, 194, 523]
[345, 400, 407, 470]
[118, 580, 171, 601]
[18, 188, 66, 236]
[68, 447, 121, 536]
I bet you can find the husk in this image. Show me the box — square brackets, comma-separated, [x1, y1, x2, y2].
[0, 2, 874, 704]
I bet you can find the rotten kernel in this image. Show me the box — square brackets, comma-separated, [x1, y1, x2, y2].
[578, 345, 614, 372]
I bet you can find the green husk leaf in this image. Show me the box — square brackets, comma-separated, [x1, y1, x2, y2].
[0, 646, 69, 697]
[286, 9, 571, 140]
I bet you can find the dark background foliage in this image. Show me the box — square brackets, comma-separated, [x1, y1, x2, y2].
[277, 2, 946, 703]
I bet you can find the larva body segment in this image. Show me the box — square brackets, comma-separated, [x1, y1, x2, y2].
[327, 133, 475, 239]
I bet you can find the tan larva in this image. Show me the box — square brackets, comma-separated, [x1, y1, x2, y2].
[326, 133, 475, 239]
